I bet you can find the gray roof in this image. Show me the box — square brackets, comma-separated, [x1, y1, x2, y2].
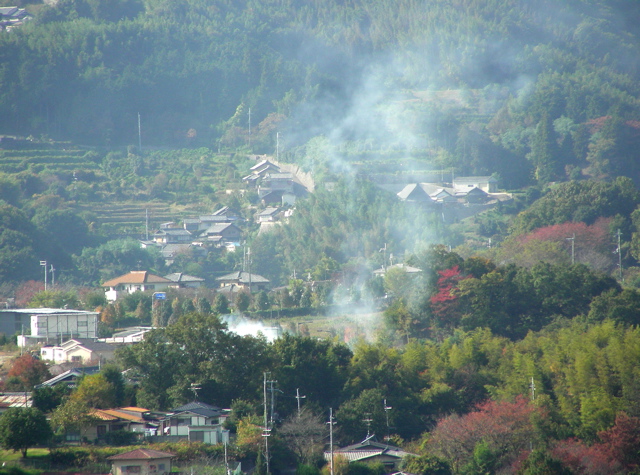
[397, 184, 434, 202]
[216, 271, 270, 284]
[164, 272, 204, 283]
[206, 223, 240, 234]
[154, 229, 191, 236]
[199, 215, 230, 222]
[36, 366, 101, 388]
[0, 308, 98, 316]
[453, 176, 497, 183]
[172, 401, 222, 418]
[266, 172, 293, 180]
[68, 339, 115, 352]
[259, 207, 280, 216]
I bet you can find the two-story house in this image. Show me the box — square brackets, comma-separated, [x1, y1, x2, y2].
[162, 402, 230, 445]
[102, 271, 172, 302]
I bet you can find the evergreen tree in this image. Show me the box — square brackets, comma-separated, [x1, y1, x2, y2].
[529, 113, 561, 185]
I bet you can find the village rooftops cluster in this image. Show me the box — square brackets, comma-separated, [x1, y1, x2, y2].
[0, 6, 31, 31]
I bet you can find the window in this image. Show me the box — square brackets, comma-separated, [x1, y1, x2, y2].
[78, 321, 88, 327]
[66, 431, 81, 442]
[148, 285, 155, 290]
[191, 431, 204, 442]
[158, 464, 166, 472]
[123, 466, 141, 473]
[71, 356, 82, 363]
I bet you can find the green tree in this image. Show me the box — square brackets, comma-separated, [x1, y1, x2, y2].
[31, 384, 71, 413]
[0, 408, 52, 458]
[255, 291, 270, 311]
[71, 373, 117, 409]
[213, 294, 230, 315]
[529, 113, 561, 185]
[235, 292, 251, 313]
[402, 455, 451, 475]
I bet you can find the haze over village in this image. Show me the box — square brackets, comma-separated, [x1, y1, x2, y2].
[1, 1, 640, 475]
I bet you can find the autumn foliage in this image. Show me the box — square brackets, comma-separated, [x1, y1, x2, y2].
[427, 396, 540, 472]
[552, 412, 640, 474]
[7, 355, 51, 390]
[429, 265, 468, 330]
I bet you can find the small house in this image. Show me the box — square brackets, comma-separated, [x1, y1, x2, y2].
[108, 448, 175, 475]
[164, 273, 205, 289]
[103, 271, 172, 302]
[216, 271, 270, 293]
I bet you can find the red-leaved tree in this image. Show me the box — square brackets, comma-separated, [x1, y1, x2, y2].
[427, 396, 540, 472]
[7, 355, 51, 391]
[430, 265, 468, 331]
[552, 412, 640, 474]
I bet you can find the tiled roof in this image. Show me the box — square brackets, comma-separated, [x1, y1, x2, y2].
[100, 409, 145, 422]
[107, 449, 175, 460]
[172, 401, 222, 418]
[216, 271, 270, 284]
[90, 409, 120, 421]
[102, 271, 171, 287]
[164, 273, 205, 283]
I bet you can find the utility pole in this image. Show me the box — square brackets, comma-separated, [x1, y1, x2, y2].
[363, 413, 373, 439]
[617, 229, 623, 282]
[566, 233, 575, 265]
[276, 132, 279, 161]
[327, 408, 335, 475]
[248, 247, 252, 293]
[295, 388, 306, 418]
[530, 377, 536, 402]
[379, 243, 387, 270]
[40, 260, 47, 291]
[248, 107, 251, 149]
[269, 378, 278, 426]
[138, 112, 142, 153]
[50, 264, 55, 288]
[383, 399, 392, 443]
[263, 372, 271, 475]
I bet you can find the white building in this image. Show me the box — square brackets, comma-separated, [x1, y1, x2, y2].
[15, 309, 99, 347]
[102, 271, 172, 302]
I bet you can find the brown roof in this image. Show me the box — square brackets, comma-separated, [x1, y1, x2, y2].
[90, 409, 120, 421]
[100, 409, 144, 422]
[119, 406, 149, 413]
[108, 449, 175, 461]
[102, 271, 171, 287]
